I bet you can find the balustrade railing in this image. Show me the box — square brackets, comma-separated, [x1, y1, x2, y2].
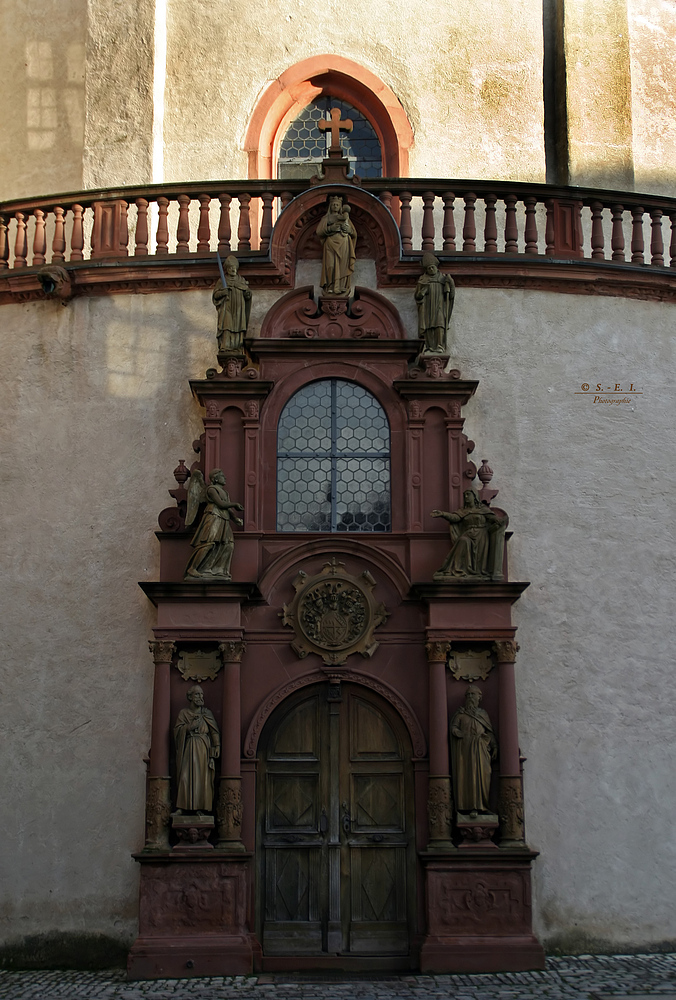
[1, 179, 675, 271]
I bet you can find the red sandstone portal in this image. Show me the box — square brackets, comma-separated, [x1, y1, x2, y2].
[127, 182, 544, 979]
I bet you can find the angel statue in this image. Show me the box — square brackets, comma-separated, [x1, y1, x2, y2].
[184, 469, 244, 580]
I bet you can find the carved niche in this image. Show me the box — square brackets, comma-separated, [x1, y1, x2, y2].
[281, 558, 388, 666]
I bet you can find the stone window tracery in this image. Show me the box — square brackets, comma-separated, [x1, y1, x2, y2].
[277, 379, 391, 533]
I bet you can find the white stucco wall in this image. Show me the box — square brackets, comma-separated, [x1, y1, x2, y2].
[0, 279, 674, 953]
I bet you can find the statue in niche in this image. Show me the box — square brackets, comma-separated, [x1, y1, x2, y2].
[212, 255, 251, 354]
[184, 469, 244, 580]
[431, 490, 507, 581]
[415, 252, 455, 354]
[174, 684, 220, 813]
[450, 685, 497, 816]
[317, 194, 357, 296]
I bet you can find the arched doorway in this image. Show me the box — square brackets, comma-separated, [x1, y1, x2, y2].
[256, 681, 416, 963]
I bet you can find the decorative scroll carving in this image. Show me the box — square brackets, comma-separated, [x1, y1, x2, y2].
[216, 777, 244, 848]
[218, 640, 246, 663]
[281, 558, 388, 666]
[493, 640, 520, 662]
[145, 776, 171, 851]
[499, 775, 526, 845]
[138, 862, 247, 936]
[177, 649, 222, 682]
[148, 640, 176, 664]
[428, 869, 530, 935]
[428, 776, 453, 842]
[448, 649, 493, 682]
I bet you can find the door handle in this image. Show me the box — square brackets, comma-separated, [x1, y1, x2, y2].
[341, 801, 352, 834]
[320, 807, 328, 834]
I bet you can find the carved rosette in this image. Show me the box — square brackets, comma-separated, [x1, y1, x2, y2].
[218, 640, 246, 663]
[216, 777, 245, 850]
[281, 558, 389, 666]
[427, 776, 453, 844]
[148, 640, 176, 664]
[145, 776, 171, 851]
[499, 775, 526, 846]
[493, 640, 520, 663]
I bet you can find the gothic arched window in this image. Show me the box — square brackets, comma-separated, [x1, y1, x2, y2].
[277, 379, 391, 532]
[277, 97, 382, 180]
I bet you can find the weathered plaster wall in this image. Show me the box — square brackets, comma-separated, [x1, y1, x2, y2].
[162, 0, 546, 183]
[627, 0, 676, 197]
[0, 280, 674, 952]
[0, 0, 87, 201]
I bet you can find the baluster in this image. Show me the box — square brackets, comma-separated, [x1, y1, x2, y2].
[156, 196, 169, 254]
[379, 190, 392, 213]
[399, 191, 413, 252]
[650, 208, 664, 266]
[421, 191, 436, 251]
[52, 207, 66, 261]
[70, 204, 84, 260]
[120, 200, 129, 255]
[442, 192, 455, 252]
[0, 215, 9, 269]
[504, 195, 518, 254]
[631, 206, 645, 263]
[590, 201, 605, 260]
[218, 194, 232, 254]
[196, 194, 211, 255]
[237, 194, 251, 252]
[462, 192, 477, 253]
[545, 199, 555, 255]
[13, 212, 27, 267]
[176, 194, 191, 253]
[611, 204, 625, 261]
[279, 191, 293, 212]
[135, 198, 149, 256]
[524, 196, 538, 255]
[483, 193, 497, 253]
[32, 208, 47, 266]
[260, 192, 274, 252]
[670, 212, 676, 268]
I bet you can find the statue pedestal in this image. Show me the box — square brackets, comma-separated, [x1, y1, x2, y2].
[128, 853, 254, 979]
[171, 814, 215, 851]
[419, 850, 545, 973]
[456, 812, 499, 849]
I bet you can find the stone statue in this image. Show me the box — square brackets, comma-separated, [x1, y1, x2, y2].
[174, 684, 220, 813]
[450, 685, 497, 815]
[431, 490, 507, 581]
[415, 252, 455, 354]
[212, 255, 251, 354]
[184, 469, 244, 580]
[317, 194, 357, 296]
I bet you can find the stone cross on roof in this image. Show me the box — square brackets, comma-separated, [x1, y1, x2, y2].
[318, 107, 353, 154]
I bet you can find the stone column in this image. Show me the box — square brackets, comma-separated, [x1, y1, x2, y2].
[216, 640, 246, 851]
[493, 640, 525, 847]
[145, 640, 175, 851]
[425, 640, 454, 848]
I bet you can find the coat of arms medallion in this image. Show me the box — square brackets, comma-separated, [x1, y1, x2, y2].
[281, 558, 388, 665]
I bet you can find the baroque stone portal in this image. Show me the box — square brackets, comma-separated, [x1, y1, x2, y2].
[317, 194, 357, 296]
[174, 685, 221, 814]
[281, 558, 388, 665]
[184, 470, 244, 580]
[432, 490, 507, 581]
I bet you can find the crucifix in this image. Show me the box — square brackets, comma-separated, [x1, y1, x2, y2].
[318, 106, 353, 155]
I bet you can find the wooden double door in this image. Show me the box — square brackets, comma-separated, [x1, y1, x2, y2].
[257, 682, 416, 958]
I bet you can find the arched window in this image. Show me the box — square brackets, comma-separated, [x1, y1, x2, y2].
[277, 97, 382, 180]
[277, 379, 391, 532]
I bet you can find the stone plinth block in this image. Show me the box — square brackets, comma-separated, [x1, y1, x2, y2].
[128, 856, 253, 978]
[419, 853, 544, 973]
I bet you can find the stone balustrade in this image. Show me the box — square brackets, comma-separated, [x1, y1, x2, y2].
[1, 178, 675, 271]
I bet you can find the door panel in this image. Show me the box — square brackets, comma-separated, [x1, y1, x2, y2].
[258, 683, 414, 957]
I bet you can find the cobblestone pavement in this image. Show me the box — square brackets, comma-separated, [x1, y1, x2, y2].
[1, 955, 675, 1000]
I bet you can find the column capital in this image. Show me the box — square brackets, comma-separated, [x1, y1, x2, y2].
[219, 639, 246, 662]
[493, 639, 519, 663]
[425, 640, 451, 663]
[148, 640, 176, 663]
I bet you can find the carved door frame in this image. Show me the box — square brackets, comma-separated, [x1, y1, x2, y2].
[255, 680, 416, 963]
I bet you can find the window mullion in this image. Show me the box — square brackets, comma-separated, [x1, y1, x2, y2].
[331, 379, 338, 532]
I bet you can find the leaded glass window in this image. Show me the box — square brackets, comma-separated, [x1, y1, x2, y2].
[277, 379, 391, 532]
[277, 97, 382, 180]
